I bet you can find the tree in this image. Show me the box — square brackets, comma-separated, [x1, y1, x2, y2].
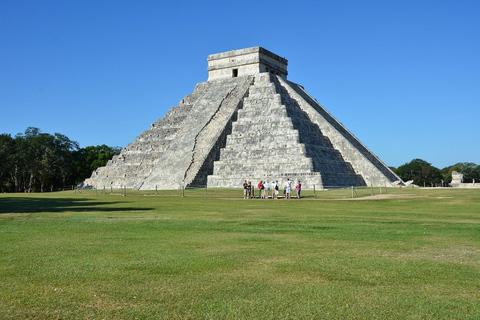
[11, 127, 79, 192]
[0, 134, 15, 192]
[0, 127, 122, 192]
[52, 133, 80, 188]
[396, 159, 442, 186]
[13, 128, 38, 192]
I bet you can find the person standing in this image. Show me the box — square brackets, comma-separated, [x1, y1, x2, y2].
[243, 180, 249, 199]
[296, 180, 302, 199]
[247, 181, 252, 199]
[257, 181, 263, 199]
[272, 180, 278, 199]
[264, 180, 270, 199]
[285, 178, 293, 199]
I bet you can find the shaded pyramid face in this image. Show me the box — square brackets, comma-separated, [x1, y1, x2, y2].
[84, 47, 402, 190]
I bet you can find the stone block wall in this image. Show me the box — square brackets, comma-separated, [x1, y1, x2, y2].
[208, 47, 288, 81]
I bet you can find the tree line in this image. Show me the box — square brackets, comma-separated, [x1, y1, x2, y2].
[0, 127, 121, 192]
[1, 127, 478, 192]
[391, 159, 480, 187]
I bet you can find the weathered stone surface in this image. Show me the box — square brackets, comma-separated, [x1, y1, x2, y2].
[84, 47, 403, 190]
[450, 171, 479, 188]
[208, 47, 288, 81]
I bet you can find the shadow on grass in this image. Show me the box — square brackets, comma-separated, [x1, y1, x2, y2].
[0, 197, 154, 214]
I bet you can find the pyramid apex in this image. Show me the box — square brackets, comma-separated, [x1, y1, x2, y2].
[207, 46, 288, 81]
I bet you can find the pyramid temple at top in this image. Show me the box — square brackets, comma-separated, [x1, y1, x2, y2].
[84, 46, 403, 190]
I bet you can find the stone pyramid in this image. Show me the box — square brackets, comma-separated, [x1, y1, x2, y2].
[84, 47, 403, 190]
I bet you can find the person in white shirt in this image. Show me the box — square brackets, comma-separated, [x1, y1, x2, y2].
[264, 181, 270, 199]
[284, 178, 292, 199]
[271, 180, 278, 199]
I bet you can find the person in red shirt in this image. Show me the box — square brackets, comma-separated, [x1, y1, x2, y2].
[258, 181, 264, 199]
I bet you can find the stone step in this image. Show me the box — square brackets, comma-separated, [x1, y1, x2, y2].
[231, 123, 296, 132]
[246, 90, 280, 99]
[236, 108, 288, 119]
[217, 149, 310, 160]
[224, 133, 300, 145]
[212, 164, 315, 174]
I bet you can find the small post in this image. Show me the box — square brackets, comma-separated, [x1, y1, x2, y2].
[371, 183, 374, 196]
[155, 185, 158, 195]
[380, 186, 382, 194]
[205, 185, 207, 195]
[313, 184, 316, 195]
[123, 186, 126, 196]
[352, 186, 354, 198]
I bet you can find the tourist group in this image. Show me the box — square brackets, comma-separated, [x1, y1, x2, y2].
[243, 178, 301, 199]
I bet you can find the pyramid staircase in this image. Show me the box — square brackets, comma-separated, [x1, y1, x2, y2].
[207, 73, 365, 188]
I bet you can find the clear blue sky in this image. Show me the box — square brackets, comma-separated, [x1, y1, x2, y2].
[1, 0, 479, 169]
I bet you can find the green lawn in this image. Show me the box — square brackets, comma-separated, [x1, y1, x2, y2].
[1, 188, 479, 319]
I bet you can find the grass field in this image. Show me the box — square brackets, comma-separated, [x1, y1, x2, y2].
[1, 187, 479, 319]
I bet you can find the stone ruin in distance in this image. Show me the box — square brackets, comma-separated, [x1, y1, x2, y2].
[84, 46, 403, 190]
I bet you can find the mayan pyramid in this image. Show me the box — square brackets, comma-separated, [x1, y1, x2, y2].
[84, 46, 403, 190]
